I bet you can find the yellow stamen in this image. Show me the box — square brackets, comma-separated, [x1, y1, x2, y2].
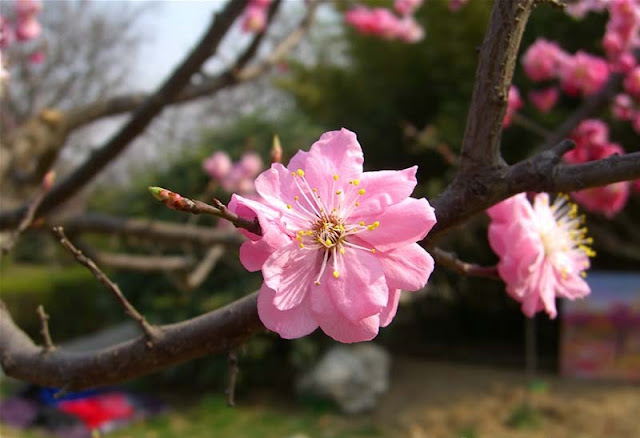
[333, 270, 340, 278]
[358, 188, 366, 195]
[297, 169, 305, 177]
[286, 204, 292, 209]
[336, 190, 342, 195]
[352, 179, 360, 186]
[333, 174, 339, 181]
[367, 221, 380, 230]
[359, 221, 365, 226]
[300, 243, 305, 249]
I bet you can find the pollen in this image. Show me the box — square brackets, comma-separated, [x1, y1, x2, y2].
[333, 270, 340, 278]
[358, 189, 366, 195]
[297, 169, 305, 177]
[300, 243, 305, 248]
[371, 249, 376, 254]
[336, 190, 342, 195]
[296, 235, 302, 242]
[286, 204, 292, 209]
[294, 196, 299, 201]
[339, 247, 345, 254]
[355, 201, 360, 207]
[367, 221, 380, 230]
[333, 174, 339, 181]
[359, 221, 365, 226]
[352, 179, 360, 186]
[325, 238, 332, 246]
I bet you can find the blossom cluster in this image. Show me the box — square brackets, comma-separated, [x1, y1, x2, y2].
[565, 119, 631, 217]
[203, 150, 264, 195]
[0, 0, 43, 83]
[240, 0, 273, 33]
[503, 86, 523, 127]
[344, 0, 425, 43]
[229, 129, 436, 343]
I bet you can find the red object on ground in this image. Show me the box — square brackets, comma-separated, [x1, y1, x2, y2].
[58, 393, 134, 429]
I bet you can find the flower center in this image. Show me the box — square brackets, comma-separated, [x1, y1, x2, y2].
[284, 169, 381, 285]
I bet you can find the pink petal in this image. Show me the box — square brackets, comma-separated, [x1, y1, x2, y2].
[487, 193, 532, 223]
[378, 243, 434, 291]
[537, 261, 558, 318]
[239, 225, 290, 272]
[357, 197, 436, 252]
[229, 194, 279, 241]
[317, 247, 388, 321]
[263, 242, 320, 310]
[303, 129, 364, 202]
[310, 283, 380, 343]
[380, 289, 401, 328]
[348, 166, 418, 220]
[257, 284, 318, 339]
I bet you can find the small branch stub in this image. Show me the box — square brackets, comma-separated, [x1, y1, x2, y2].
[52, 226, 160, 345]
[37, 305, 55, 353]
[225, 350, 240, 407]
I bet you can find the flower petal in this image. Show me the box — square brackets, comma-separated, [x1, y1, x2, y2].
[356, 197, 436, 252]
[378, 243, 434, 291]
[310, 283, 380, 343]
[487, 193, 533, 224]
[257, 284, 318, 339]
[239, 225, 291, 272]
[303, 129, 364, 202]
[348, 166, 418, 220]
[263, 242, 320, 311]
[379, 289, 401, 328]
[317, 246, 388, 321]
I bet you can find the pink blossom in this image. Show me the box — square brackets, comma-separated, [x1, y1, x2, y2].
[571, 180, 631, 218]
[633, 111, 640, 132]
[229, 129, 436, 342]
[521, 39, 567, 82]
[529, 87, 559, 113]
[28, 50, 44, 64]
[503, 86, 523, 128]
[612, 93, 635, 120]
[203, 151, 232, 181]
[565, 119, 609, 163]
[15, 0, 42, 17]
[613, 52, 637, 73]
[633, 179, 640, 193]
[623, 66, 640, 99]
[487, 193, 593, 318]
[238, 152, 264, 179]
[0, 16, 13, 49]
[241, 4, 267, 32]
[396, 16, 424, 43]
[344, 6, 424, 43]
[565, 0, 609, 19]
[559, 51, 609, 96]
[394, 0, 423, 16]
[15, 15, 41, 41]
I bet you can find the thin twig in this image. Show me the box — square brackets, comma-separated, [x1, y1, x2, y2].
[226, 350, 239, 407]
[431, 247, 500, 279]
[52, 226, 160, 345]
[511, 113, 552, 139]
[36, 305, 55, 353]
[1, 172, 53, 255]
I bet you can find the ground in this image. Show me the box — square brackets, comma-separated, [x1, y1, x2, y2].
[2, 357, 639, 438]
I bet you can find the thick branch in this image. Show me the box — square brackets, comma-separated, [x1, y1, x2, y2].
[0, 293, 261, 390]
[458, 0, 535, 171]
[0, 0, 249, 230]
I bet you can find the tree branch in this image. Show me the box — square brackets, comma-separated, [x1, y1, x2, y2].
[458, 0, 535, 172]
[0, 0, 249, 230]
[430, 247, 500, 279]
[36, 305, 55, 353]
[0, 292, 261, 390]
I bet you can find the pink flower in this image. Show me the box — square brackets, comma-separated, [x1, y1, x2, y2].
[394, 0, 422, 16]
[203, 151, 232, 181]
[612, 93, 635, 120]
[241, 4, 267, 32]
[344, 6, 424, 43]
[28, 50, 44, 64]
[15, 15, 41, 41]
[565, 0, 608, 19]
[503, 86, 523, 128]
[559, 51, 609, 96]
[238, 152, 264, 179]
[0, 16, 13, 49]
[623, 66, 640, 99]
[564, 118, 609, 163]
[487, 193, 593, 318]
[521, 39, 567, 82]
[229, 129, 436, 342]
[529, 87, 559, 113]
[566, 141, 631, 217]
[15, 0, 42, 17]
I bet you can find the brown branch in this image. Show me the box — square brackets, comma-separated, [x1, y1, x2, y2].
[36, 305, 55, 353]
[52, 226, 160, 344]
[511, 113, 552, 139]
[186, 245, 226, 290]
[431, 247, 500, 279]
[0, 0, 249, 230]
[91, 251, 196, 273]
[457, 0, 535, 172]
[61, 213, 245, 247]
[0, 292, 261, 390]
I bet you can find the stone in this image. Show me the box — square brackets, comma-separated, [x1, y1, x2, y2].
[296, 343, 391, 414]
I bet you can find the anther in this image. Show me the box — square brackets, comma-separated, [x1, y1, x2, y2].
[333, 270, 340, 278]
[358, 189, 366, 195]
[297, 169, 305, 177]
[333, 174, 339, 181]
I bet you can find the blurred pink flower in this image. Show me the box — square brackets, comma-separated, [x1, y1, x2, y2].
[15, 15, 41, 41]
[565, 118, 609, 163]
[203, 151, 232, 181]
[344, 6, 424, 43]
[0, 16, 13, 49]
[229, 128, 436, 342]
[241, 2, 269, 33]
[487, 193, 593, 318]
[15, 0, 42, 17]
[612, 93, 635, 120]
[559, 51, 609, 96]
[28, 50, 44, 64]
[503, 86, 523, 128]
[448, 0, 469, 12]
[623, 66, 640, 99]
[238, 152, 264, 179]
[394, 0, 422, 16]
[529, 87, 559, 113]
[521, 39, 567, 82]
